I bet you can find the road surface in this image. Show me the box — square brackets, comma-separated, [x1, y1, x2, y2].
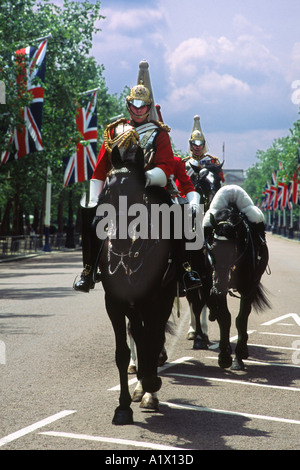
[0, 233, 299, 453]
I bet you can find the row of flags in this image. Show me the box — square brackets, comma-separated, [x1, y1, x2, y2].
[259, 157, 300, 211]
[1, 39, 98, 187]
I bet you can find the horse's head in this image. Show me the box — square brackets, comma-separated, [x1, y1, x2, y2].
[207, 206, 249, 297]
[209, 205, 244, 240]
[98, 145, 176, 304]
[192, 162, 223, 211]
[106, 145, 146, 198]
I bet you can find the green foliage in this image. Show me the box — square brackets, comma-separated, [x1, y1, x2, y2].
[0, 0, 129, 235]
[243, 115, 300, 210]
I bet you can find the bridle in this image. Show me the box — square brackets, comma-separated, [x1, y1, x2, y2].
[104, 164, 174, 281]
[206, 212, 253, 297]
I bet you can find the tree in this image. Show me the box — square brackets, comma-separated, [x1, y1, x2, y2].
[243, 115, 300, 202]
[0, 0, 128, 236]
[243, 115, 300, 228]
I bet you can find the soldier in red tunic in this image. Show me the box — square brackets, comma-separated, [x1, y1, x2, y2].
[74, 61, 201, 293]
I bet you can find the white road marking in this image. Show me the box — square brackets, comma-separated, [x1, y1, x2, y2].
[247, 343, 299, 351]
[0, 410, 76, 448]
[161, 402, 300, 425]
[166, 373, 300, 392]
[260, 332, 300, 338]
[108, 356, 194, 391]
[262, 313, 300, 326]
[39, 431, 190, 450]
[205, 356, 300, 369]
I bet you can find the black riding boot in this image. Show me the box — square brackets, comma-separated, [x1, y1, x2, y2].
[73, 205, 102, 293]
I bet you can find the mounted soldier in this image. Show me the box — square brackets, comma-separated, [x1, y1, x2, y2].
[185, 115, 225, 184]
[74, 61, 201, 293]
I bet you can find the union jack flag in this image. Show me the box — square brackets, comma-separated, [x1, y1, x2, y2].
[1, 40, 48, 165]
[268, 170, 278, 210]
[277, 181, 289, 210]
[63, 91, 98, 186]
[260, 181, 271, 210]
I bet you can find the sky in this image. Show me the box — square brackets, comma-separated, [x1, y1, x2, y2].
[87, 0, 300, 169]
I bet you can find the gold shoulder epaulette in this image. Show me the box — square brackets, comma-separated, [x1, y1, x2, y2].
[182, 155, 191, 162]
[152, 120, 171, 132]
[104, 118, 138, 154]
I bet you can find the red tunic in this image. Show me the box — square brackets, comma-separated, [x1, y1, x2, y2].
[92, 121, 175, 182]
[173, 156, 195, 197]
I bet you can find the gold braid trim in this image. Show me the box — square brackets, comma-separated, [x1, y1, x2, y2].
[156, 120, 171, 133]
[103, 118, 171, 154]
[104, 118, 139, 154]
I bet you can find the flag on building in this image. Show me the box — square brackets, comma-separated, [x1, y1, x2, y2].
[63, 91, 98, 187]
[1, 39, 48, 165]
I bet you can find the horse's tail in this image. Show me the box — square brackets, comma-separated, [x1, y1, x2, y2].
[252, 282, 271, 312]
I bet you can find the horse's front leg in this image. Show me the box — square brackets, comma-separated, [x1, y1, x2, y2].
[106, 299, 133, 425]
[188, 289, 210, 350]
[213, 294, 232, 368]
[127, 321, 137, 374]
[232, 295, 252, 370]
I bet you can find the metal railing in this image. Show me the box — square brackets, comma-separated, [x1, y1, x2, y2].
[0, 233, 81, 260]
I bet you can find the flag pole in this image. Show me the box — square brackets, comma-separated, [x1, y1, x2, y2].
[79, 87, 100, 96]
[42, 166, 52, 252]
[35, 33, 52, 42]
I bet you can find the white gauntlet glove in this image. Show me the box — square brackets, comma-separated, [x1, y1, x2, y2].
[145, 167, 167, 187]
[88, 179, 104, 207]
[186, 190, 200, 208]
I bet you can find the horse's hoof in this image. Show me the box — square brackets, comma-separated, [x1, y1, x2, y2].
[128, 365, 137, 374]
[112, 406, 133, 425]
[140, 393, 159, 411]
[218, 354, 232, 369]
[132, 389, 144, 402]
[193, 337, 209, 350]
[142, 376, 162, 393]
[187, 331, 196, 340]
[231, 358, 245, 371]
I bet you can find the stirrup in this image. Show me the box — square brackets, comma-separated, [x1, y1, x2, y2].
[182, 267, 202, 292]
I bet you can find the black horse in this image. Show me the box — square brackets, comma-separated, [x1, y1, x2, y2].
[189, 161, 223, 212]
[184, 163, 223, 349]
[97, 146, 177, 425]
[203, 186, 270, 370]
